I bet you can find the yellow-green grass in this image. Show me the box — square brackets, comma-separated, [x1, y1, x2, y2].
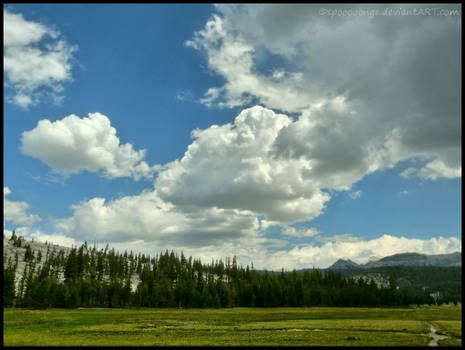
[437, 338, 462, 347]
[3, 306, 461, 346]
[430, 320, 462, 347]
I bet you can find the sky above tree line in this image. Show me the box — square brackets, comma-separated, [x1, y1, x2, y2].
[3, 4, 461, 269]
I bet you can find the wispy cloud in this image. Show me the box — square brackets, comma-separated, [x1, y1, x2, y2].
[349, 190, 362, 199]
[281, 225, 320, 238]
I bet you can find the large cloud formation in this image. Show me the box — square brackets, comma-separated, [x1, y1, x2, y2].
[3, 9, 76, 108]
[52, 106, 461, 268]
[26, 5, 461, 268]
[55, 190, 259, 246]
[187, 4, 461, 181]
[54, 106, 333, 244]
[156, 106, 330, 223]
[21, 113, 159, 180]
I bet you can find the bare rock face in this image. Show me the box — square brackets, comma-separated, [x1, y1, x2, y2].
[3, 235, 142, 292]
[4, 236, 72, 290]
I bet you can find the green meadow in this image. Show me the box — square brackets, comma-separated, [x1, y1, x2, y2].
[3, 305, 461, 346]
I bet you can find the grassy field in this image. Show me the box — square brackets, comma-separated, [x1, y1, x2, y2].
[3, 305, 462, 346]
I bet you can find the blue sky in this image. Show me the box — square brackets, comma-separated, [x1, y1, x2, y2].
[3, 4, 461, 268]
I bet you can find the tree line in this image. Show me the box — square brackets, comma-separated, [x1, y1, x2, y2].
[340, 265, 462, 305]
[4, 232, 446, 309]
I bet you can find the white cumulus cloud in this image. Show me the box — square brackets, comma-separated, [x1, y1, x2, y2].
[155, 106, 331, 223]
[3, 9, 76, 108]
[21, 112, 159, 180]
[3, 187, 41, 226]
[54, 190, 260, 247]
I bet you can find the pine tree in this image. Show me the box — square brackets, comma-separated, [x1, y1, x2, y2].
[66, 282, 80, 308]
[3, 261, 17, 307]
[64, 248, 78, 282]
[9, 229, 17, 244]
[24, 244, 33, 262]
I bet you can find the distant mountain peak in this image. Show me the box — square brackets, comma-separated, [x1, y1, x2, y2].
[328, 252, 461, 270]
[329, 258, 361, 270]
[364, 251, 461, 268]
[367, 256, 380, 263]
